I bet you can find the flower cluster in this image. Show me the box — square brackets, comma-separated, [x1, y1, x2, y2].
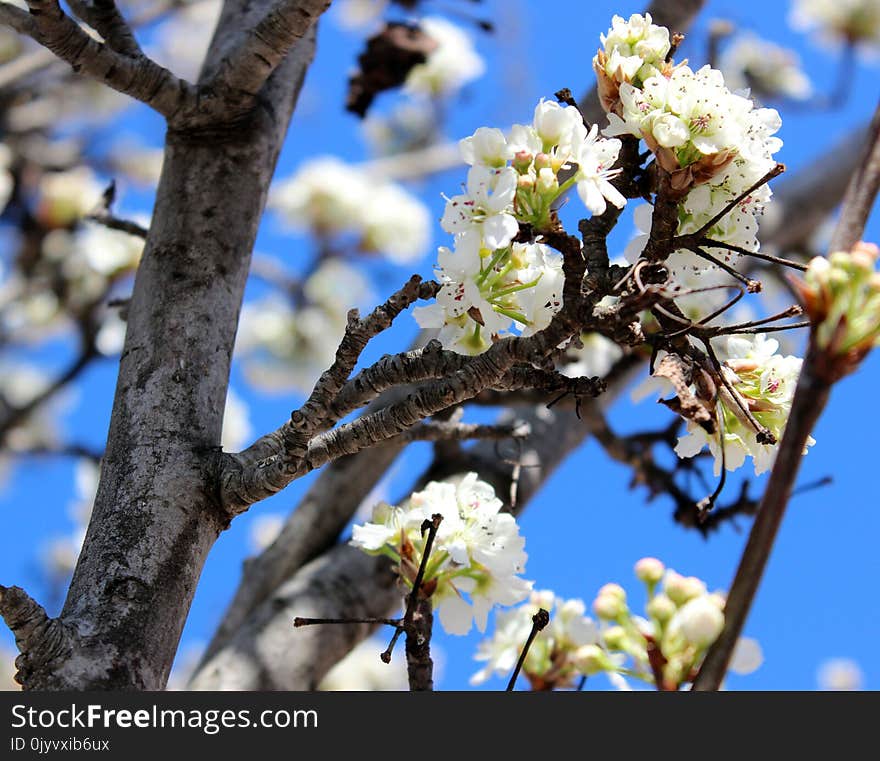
[674, 334, 808, 475]
[791, 0, 880, 51]
[578, 558, 762, 690]
[414, 99, 624, 354]
[404, 17, 485, 98]
[350, 473, 532, 635]
[236, 259, 371, 393]
[593, 12, 672, 114]
[599, 15, 782, 303]
[270, 156, 430, 264]
[792, 242, 880, 373]
[470, 590, 599, 689]
[719, 33, 813, 101]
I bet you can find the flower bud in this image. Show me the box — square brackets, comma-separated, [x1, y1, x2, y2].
[664, 571, 706, 605]
[634, 557, 665, 585]
[646, 593, 676, 623]
[533, 152, 552, 171]
[536, 167, 558, 194]
[573, 644, 611, 676]
[602, 625, 628, 650]
[512, 150, 533, 174]
[593, 593, 626, 620]
[671, 596, 724, 648]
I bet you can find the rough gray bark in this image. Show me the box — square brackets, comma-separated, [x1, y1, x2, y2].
[0, 0, 330, 690]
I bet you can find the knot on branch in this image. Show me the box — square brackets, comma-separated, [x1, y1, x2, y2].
[0, 585, 73, 688]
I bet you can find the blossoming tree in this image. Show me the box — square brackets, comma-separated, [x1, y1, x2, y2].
[0, 0, 877, 691]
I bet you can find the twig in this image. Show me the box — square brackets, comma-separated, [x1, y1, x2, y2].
[506, 608, 550, 691]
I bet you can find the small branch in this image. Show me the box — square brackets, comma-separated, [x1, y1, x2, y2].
[506, 608, 550, 691]
[829, 99, 880, 253]
[66, 0, 143, 57]
[394, 420, 531, 444]
[87, 210, 148, 239]
[0, 585, 71, 689]
[15, 0, 197, 119]
[692, 346, 831, 690]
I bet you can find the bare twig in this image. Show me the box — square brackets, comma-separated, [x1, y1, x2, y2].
[506, 608, 550, 691]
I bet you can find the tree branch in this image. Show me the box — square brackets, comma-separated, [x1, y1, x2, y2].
[66, 0, 143, 57]
[16, 0, 197, 119]
[208, 0, 331, 102]
[828, 100, 880, 253]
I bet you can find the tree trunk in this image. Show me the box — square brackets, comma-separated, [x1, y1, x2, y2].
[18, 15, 319, 691]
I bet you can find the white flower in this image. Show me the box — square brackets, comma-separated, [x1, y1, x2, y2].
[36, 166, 104, 227]
[405, 17, 485, 97]
[413, 240, 564, 355]
[470, 590, 598, 688]
[791, 0, 880, 51]
[335, 0, 388, 30]
[817, 657, 864, 690]
[149, 0, 222, 81]
[720, 34, 812, 100]
[351, 473, 532, 636]
[73, 220, 145, 275]
[673, 334, 809, 476]
[360, 181, 430, 263]
[441, 165, 519, 251]
[460, 127, 514, 168]
[729, 637, 764, 675]
[667, 595, 724, 648]
[319, 637, 409, 691]
[248, 513, 285, 553]
[573, 125, 625, 216]
[271, 157, 430, 262]
[221, 388, 253, 452]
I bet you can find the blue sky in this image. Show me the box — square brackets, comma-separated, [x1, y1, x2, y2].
[1, 0, 878, 691]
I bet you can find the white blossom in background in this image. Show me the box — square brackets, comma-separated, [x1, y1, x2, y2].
[236, 259, 371, 393]
[561, 332, 624, 380]
[95, 310, 128, 356]
[319, 637, 409, 690]
[0, 144, 14, 213]
[35, 166, 104, 228]
[221, 388, 253, 452]
[581, 558, 763, 689]
[149, 0, 222, 81]
[674, 334, 808, 475]
[404, 17, 485, 98]
[41, 459, 99, 580]
[0, 363, 63, 477]
[1, 648, 18, 691]
[363, 100, 438, 156]
[108, 143, 165, 187]
[351, 473, 532, 635]
[719, 34, 812, 101]
[817, 658, 865, 690]
[270, 156, 430, 263]
[471, 590, 599, 689]
[335, 0, 388, 30]
[248, 513, 285, 554]
[417, 98, 625, 354]
[73, 220, 146, 276]
[791, 0, 880, 52]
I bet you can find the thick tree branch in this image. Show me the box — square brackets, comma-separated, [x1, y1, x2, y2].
[208, 0, 331, 102]
[829, 101, 880, 253]
[16, 0, 198, 119]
